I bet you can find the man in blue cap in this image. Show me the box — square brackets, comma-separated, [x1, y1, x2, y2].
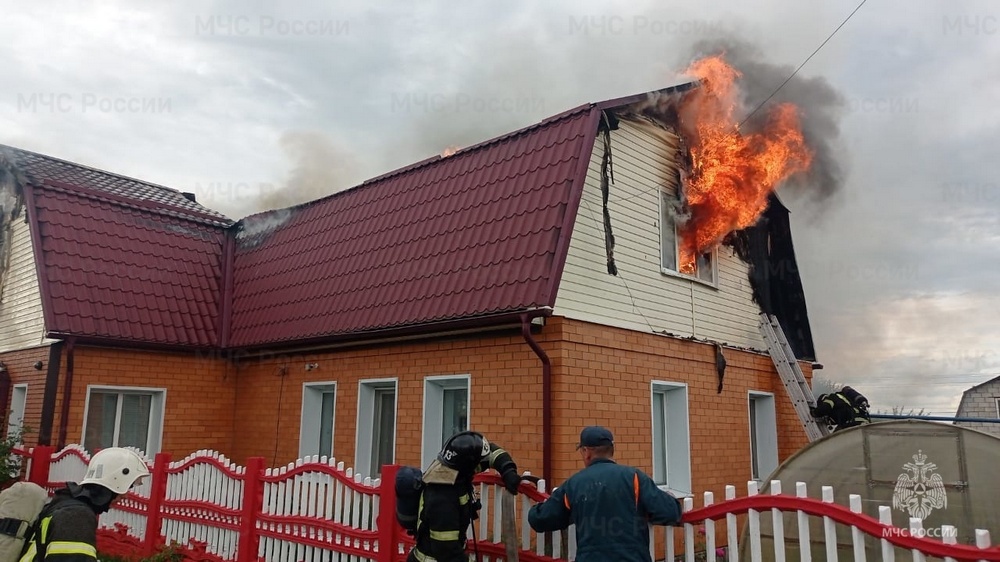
[527, 426, 682, 562]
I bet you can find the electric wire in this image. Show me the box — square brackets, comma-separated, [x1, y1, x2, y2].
[738, 0, 869, 128]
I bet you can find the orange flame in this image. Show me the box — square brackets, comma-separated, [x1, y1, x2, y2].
[441, 145, 461, 157]
[675, 55, 812, 272]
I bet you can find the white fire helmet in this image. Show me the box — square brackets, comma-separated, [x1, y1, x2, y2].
[80, 448, 151, 494]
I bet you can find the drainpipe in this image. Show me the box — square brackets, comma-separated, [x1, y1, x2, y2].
[0, 363, 9, 431]
[56, 337, 75, 449]
[38, 342, 64, 446]
[520, 313, 552, 486]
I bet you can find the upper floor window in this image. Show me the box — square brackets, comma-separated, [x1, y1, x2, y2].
[659, 189, 717, 285]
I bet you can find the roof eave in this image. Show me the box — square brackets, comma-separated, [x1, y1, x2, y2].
[229, 307, 555, 353]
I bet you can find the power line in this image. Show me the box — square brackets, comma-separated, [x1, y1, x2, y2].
[738, 0, 869, 128]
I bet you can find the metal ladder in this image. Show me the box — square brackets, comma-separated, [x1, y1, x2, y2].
[758, 313, 830, 442]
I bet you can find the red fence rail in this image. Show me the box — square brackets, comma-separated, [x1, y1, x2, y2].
[19, 446, 1000, 562]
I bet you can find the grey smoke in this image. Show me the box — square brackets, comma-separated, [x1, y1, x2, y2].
[256, 130, 359, 212]
[685, 36, 848, 205]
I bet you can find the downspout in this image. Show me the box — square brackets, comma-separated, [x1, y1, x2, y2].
[56, 337, 75, 449]
[38, 341, 64, 446]
[0, 364, 10, 430]
[520, 313, 552, 486]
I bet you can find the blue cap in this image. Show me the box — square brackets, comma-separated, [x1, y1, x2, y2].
[577, 426, 614, 449]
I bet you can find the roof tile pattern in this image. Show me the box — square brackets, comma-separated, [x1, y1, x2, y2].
[229, 107, 598, 346]
[7, 146, 231, 225]
[32, 186, 227, 347]
[5, 145, 231, 348]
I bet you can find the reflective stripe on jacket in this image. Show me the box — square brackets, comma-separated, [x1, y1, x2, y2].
[527, 458, 682, 562]
[19, 492, 98, 562]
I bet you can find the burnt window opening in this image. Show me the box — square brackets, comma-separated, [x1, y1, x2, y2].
[658, 188, 717, 285]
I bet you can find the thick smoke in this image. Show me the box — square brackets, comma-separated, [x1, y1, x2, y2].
[256, 130, 358, 212]
[685, 37, 847, 204]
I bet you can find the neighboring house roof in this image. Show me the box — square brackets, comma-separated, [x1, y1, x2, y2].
[228, 105, 600, 347]
[5, 146, 233, 347]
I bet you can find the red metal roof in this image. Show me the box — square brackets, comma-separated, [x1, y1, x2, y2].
[7, 146, 232, 348]
[228, 105, 601, 347]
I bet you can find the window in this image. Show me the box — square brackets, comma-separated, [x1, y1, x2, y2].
[749, 392, 779, 481]
[7, 384, 26, 441]
[422, 376, 470, 468]
[355, 379, 397, 478]
[82, 387, 165, 455]
[659, 189, 717, 284]
[299, 382, 337, 459]
[650, 382, 691, 495]
[995, 398, 1000, 418]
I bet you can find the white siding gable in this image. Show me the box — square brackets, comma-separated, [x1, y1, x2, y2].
[0, 212, 51, 352]
[553, 118, 765, 350]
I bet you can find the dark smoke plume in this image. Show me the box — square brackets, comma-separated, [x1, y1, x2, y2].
[686, 37, 847, 204]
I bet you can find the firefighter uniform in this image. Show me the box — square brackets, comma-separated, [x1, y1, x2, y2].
[20, 448, 148, 562]
[812, 387, 871, 432]
[407, 431, 521, 562]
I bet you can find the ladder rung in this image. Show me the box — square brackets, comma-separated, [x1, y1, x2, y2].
[758, 313, 829, 441]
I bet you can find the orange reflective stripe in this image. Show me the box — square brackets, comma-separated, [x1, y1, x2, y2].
[563, 494, 570, 509]
[633, 473, 640, 509]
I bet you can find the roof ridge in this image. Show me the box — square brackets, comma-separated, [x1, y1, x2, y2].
[0, 144, 232, 223]
[38, 180, 231, 228]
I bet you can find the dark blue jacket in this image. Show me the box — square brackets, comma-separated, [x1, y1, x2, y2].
[527, 459, 682, 562]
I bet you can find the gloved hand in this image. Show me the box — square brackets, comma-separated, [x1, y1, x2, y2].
[502, 469, 521, 495]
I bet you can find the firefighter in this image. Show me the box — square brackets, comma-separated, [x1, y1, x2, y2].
[19, 447, 150, 562]
[812, 385, 871, 431]
[406, 431, 521, 562]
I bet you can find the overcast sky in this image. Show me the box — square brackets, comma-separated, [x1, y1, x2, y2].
[2, 0, 998, 414]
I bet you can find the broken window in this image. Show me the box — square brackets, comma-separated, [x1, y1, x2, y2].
[659, 189, 717, 284]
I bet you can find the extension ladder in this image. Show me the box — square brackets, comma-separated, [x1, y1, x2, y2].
[758, 313, 831, 442]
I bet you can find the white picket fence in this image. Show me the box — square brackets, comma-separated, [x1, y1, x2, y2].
[256, 456, 380, 562]
[27, 446, 1000, 562]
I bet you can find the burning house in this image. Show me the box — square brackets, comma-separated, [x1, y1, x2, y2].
[0, 55, 820, 497]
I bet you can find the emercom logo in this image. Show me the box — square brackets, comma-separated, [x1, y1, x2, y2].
[892, 450, 948, 520]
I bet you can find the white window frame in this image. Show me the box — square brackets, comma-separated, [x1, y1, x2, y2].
[421, 375, 471, 469]
[748, 391, 779, 482]
[7, 384, 27, 441]
[355, 378, 398, 478]
[658, 188, 718, 286]
[995, 398, 1000, 418]
[299, 382, 337, 459]
[650, 381, 692, 497]
[81, 385, 166, 455]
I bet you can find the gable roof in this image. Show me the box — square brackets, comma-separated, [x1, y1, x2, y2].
[5, 146, 233, 348]
[228, 105, 601, 347]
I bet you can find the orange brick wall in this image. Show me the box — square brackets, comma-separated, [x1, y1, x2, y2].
[229, 331, 551, 473]
[2, 314, 814, 499]
[0, 345, 52, 443]
[546, 317, 810, 497]
[21, 346, 237, 457]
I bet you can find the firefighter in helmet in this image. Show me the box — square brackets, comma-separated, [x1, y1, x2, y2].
[406, 431, 521, 562]
[20, 447, 150, 562]
[812, 385, 871, 432]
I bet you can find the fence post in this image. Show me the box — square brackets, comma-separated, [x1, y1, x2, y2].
[377, 465, 400, 562]
[143, 453, 170, 557]
[237, 457, 266, 562]
[28, 446, 53, 487]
